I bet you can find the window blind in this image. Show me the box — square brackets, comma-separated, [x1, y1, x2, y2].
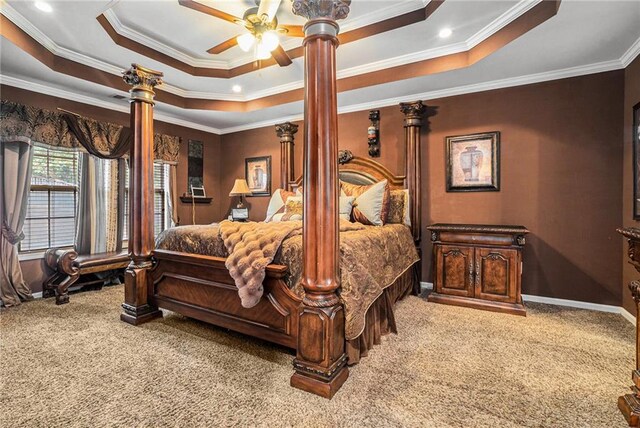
[20, 146, 79, 252]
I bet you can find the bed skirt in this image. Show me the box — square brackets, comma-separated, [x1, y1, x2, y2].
[345, 261, 419, 364]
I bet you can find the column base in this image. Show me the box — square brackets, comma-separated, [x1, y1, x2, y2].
[120, 303, 162, 326]
[291, 363, 349, 399]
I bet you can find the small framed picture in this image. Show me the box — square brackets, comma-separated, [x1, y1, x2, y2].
[245, 156, 271, 196]
[633, 103, 640, 219]
[446, 131, 500, 192]
[232, 208, 249, 221]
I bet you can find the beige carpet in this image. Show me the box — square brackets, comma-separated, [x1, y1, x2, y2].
[0, 285, 634, 428]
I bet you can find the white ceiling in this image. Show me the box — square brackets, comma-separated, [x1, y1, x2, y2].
[1, 0, 639, 134]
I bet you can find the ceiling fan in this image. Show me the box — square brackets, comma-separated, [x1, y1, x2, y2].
[178, 0, 305, 67]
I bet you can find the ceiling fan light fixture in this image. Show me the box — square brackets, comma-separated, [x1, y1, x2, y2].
[237, 33, 255, 52]
[261, 31, 280, 52]
[256, 42, 271, 60]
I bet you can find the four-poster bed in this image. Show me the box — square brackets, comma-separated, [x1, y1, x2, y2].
[120, 1, 427, 399]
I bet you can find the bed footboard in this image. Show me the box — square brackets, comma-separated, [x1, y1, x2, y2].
[149, 249, 302, 348]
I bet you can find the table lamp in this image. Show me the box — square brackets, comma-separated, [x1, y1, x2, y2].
[229, 178, 252, 208]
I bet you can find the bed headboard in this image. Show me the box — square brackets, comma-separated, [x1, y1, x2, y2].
[275, 101, 426, 248]
[290, 150, 405, 189]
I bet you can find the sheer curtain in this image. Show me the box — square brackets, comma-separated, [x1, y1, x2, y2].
[75, 153, 121, 254]
[1, 137, 34, 306]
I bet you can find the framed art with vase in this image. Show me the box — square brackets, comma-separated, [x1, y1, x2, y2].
[446, 131, 500, 192]
[633, 102, 640, 219]
[245, 156, 271, 196]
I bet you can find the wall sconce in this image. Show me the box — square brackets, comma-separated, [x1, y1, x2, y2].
[367, 110, 380, 157]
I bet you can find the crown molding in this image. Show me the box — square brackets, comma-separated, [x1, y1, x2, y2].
[0, 0, 564, 103]
[220, 58, 626, 134]
[0, 56, 630, 136]
[621, 35, 640, 68]
[0, 74, 223, 135]
[101, 0, 429, 70]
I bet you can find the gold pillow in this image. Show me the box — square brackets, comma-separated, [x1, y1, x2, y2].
[387, 189, 410, 226]
[340, 179, 390, 226]
[284, 196, 303, 216]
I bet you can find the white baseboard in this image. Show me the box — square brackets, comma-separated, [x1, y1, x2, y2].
[420, 282, 635, 325]
[32, 292, 43, 299]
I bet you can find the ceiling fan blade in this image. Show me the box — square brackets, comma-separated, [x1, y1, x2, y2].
[278, 25, 305, 38]
[207, 36, 239, 55]
[271, 45, 293, 67]
[178, 0, 244, 25]
[257, 0, 282, 23]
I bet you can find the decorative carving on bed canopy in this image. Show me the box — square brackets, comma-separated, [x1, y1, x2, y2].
[275, 122, 299, 140]
[338, 149, 353, 164]
[400, 100, 426, 125]
[292, 0, 351, 20]
[122, 63, 163, 99]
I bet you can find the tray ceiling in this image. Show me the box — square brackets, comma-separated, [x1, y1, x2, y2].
[1, 0, 639, 134]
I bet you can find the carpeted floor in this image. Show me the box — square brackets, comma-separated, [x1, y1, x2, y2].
[0, 285, 634, 428]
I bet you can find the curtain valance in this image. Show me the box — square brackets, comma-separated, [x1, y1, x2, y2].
[0, 100, 180, 163]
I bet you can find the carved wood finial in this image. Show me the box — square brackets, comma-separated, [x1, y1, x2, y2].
[122, 64, 163, 103]
[400, 100, 426, 125]
[275, 122, 299, 140]
[338, 149, 353, 164]
[292, 0, 351, 20]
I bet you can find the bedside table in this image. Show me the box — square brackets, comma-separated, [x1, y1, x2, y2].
[427, 223, 529, 316]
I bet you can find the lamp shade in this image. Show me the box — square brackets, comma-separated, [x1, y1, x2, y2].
[229, 178, 252, 196]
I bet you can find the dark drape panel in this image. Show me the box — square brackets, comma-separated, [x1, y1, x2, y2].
[62, 113, 131, 159]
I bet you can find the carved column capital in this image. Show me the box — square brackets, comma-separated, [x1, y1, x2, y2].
[275, 122, 299, 143]
[122, 63, 163, 104]
[400, 100, 426, 126]
[292, 0, 351, 20]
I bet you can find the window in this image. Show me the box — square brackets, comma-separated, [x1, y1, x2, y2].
[123, 162, 169, 240]
[20, 146, 79, 252]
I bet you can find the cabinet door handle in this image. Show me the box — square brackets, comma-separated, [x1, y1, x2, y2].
[468, 260, 474, 285]
[475, 261, 481, 285]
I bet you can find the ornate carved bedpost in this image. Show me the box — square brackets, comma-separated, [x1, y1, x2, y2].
[120, 64, 164, 325]
[618, 227, 640, 426]
[291, 0, 351, 399]
[400, 101, 426, 291]
[400, 101, 425, 244]
[276, 122, 298, 190]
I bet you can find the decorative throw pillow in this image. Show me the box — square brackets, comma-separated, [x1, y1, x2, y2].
[339, 196, 356, 222]
[271, 212, 302, 222]
[284, 196, 303, 216]
[387, 189, 411, 227]
[265, 189, 295, 222]
[340, 179, 390, 226]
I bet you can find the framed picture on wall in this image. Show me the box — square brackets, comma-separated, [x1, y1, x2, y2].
[633, 103, 640, 219]
[245, 156, 271, 196]
[446, 131, 500, 192]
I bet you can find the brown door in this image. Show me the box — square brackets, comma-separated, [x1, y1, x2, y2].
[435, 245, 474, 297]
[474, 248, 517, 303]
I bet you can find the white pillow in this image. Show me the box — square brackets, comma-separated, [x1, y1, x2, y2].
[342, 180, 389, 226]
[264, 189, 295, 222]
[339, 196, 355, 222]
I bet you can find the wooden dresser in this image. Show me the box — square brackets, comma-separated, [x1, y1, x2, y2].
[427, 223, 529, 316]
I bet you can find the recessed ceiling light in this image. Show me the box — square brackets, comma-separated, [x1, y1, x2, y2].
[232, 85, 242, 93]
[439, 28, 452, 38]
[34, 1, 53, 12]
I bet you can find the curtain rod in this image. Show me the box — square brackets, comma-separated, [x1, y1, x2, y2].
[56, 108, 81, 117]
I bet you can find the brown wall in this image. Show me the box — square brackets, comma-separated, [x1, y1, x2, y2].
[1, 85, 222, 293]
[622, 56, 640, 314]
[223, 71, 625, 306]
